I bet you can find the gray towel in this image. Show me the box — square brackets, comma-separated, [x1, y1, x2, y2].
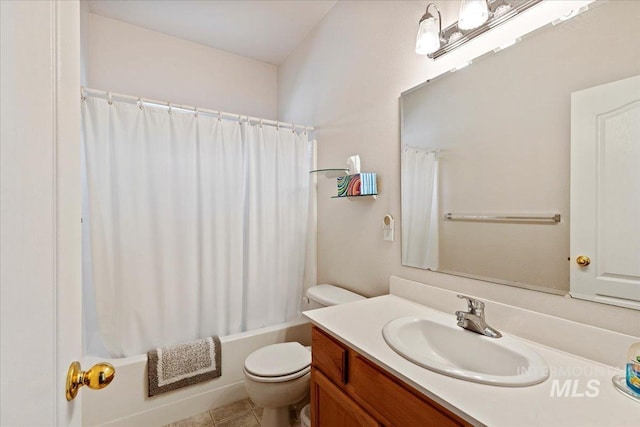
[147, 336, 221, 397]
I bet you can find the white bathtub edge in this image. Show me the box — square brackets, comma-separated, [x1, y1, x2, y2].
[99, 381, 247, 427]
[83, 319, 312, 426]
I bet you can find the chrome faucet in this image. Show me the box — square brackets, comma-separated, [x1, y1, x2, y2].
[455, 295, 502, 338]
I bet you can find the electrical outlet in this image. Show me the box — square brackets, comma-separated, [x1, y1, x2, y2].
[383, 214, 394, 242]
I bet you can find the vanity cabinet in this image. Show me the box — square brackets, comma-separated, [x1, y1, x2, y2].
[310, 326, 471, 427]
[311, 369, 380, 427]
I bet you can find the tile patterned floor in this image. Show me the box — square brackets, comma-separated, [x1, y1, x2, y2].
[165, 398, 301, 427]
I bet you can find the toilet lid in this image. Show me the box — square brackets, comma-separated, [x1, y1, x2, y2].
[244, 342, 311, 377]
[307, 284, 365, 306]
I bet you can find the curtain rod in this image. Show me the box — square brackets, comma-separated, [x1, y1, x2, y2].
[81, 87, 315, 133]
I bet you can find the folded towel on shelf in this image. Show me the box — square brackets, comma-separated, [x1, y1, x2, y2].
[147, 336, 221, 397]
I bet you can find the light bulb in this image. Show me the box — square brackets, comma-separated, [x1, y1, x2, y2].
[458, 0, 489, 31]
[415, 16, 441, 55]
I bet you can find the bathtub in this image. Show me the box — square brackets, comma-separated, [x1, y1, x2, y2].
[82, 318, 312, 427]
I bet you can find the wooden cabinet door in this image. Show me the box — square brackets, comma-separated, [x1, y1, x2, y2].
[311, 368, 380, 427]
[312, 326, 349, 385]
[349, 354, 469, 427]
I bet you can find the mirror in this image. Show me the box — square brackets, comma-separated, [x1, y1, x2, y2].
[400, 0, 640, 306]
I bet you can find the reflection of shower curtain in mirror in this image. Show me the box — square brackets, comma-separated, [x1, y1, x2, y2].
[402, 147, 439, 269]
[82, 98, 312, 357]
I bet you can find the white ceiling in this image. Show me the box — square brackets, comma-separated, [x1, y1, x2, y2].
[87, 0, 338, 65]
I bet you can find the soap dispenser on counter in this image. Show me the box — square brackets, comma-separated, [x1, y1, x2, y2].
[612, 341, 640, 402]
[627, 342, 640, 394]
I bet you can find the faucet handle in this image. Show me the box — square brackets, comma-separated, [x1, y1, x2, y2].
[457, 294, 485, 315]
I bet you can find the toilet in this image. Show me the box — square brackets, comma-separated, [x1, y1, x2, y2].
[243, 284, 365, 427]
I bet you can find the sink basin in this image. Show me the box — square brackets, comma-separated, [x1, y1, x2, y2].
[382, 316, 549, 386]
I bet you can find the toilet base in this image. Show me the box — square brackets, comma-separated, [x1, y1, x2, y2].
[244, 370, 310, 427]
[261, 406, 291, 427]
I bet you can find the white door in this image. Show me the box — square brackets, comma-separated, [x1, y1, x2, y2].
[1, 1, 82, 425]
[570, 74, 640, 310]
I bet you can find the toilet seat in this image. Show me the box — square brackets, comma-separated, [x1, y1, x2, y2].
[244, 342, 311, 383]
[244, 365, 310, 383]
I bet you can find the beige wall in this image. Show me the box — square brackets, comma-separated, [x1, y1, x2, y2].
[278, 0, 640, 337]
[84, 13, 278, 119]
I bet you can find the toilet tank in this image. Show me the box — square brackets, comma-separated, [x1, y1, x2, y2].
[306, 284, 365, 309]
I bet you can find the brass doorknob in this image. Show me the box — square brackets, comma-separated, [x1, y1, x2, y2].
[66, 361, 115, 401]
[576, 255, 591, 267]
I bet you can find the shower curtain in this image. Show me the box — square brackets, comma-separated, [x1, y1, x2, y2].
[82, 97, 312, 357]
[401, 147, 439, 270]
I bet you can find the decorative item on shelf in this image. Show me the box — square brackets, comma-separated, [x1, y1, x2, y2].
[337, 175, 350, 197]
[414, 0, 543, 60]
[335, 173, 377, 198]
[347, 155, 361, 175]
[361, 172, 377, 195]
[347, 174, 361, 196]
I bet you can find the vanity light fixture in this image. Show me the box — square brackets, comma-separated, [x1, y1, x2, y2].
[458, 0, 490, 30]
[415, 3, 443, 55]
[415, 0, 542, 60]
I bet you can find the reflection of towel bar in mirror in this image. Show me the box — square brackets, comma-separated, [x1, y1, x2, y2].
[444, 213, 561, 223]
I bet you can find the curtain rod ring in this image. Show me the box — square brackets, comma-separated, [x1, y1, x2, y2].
[168, 103, 173, 115]
[107, 91, 113, 105]
[292, 124, 296, 134]
[137, 98, 143, 110]
[195, 107, 199, 118]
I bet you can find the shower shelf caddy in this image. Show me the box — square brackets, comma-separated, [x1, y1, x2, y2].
[309, 169, 378, 200]
[331, 194, 377, 200]
[309, 168, 348, 178]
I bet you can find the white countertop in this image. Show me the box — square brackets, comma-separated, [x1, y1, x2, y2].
[304, 295, 640, 427]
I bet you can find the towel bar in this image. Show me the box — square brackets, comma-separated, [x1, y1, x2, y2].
[444, 213, 561, 223]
